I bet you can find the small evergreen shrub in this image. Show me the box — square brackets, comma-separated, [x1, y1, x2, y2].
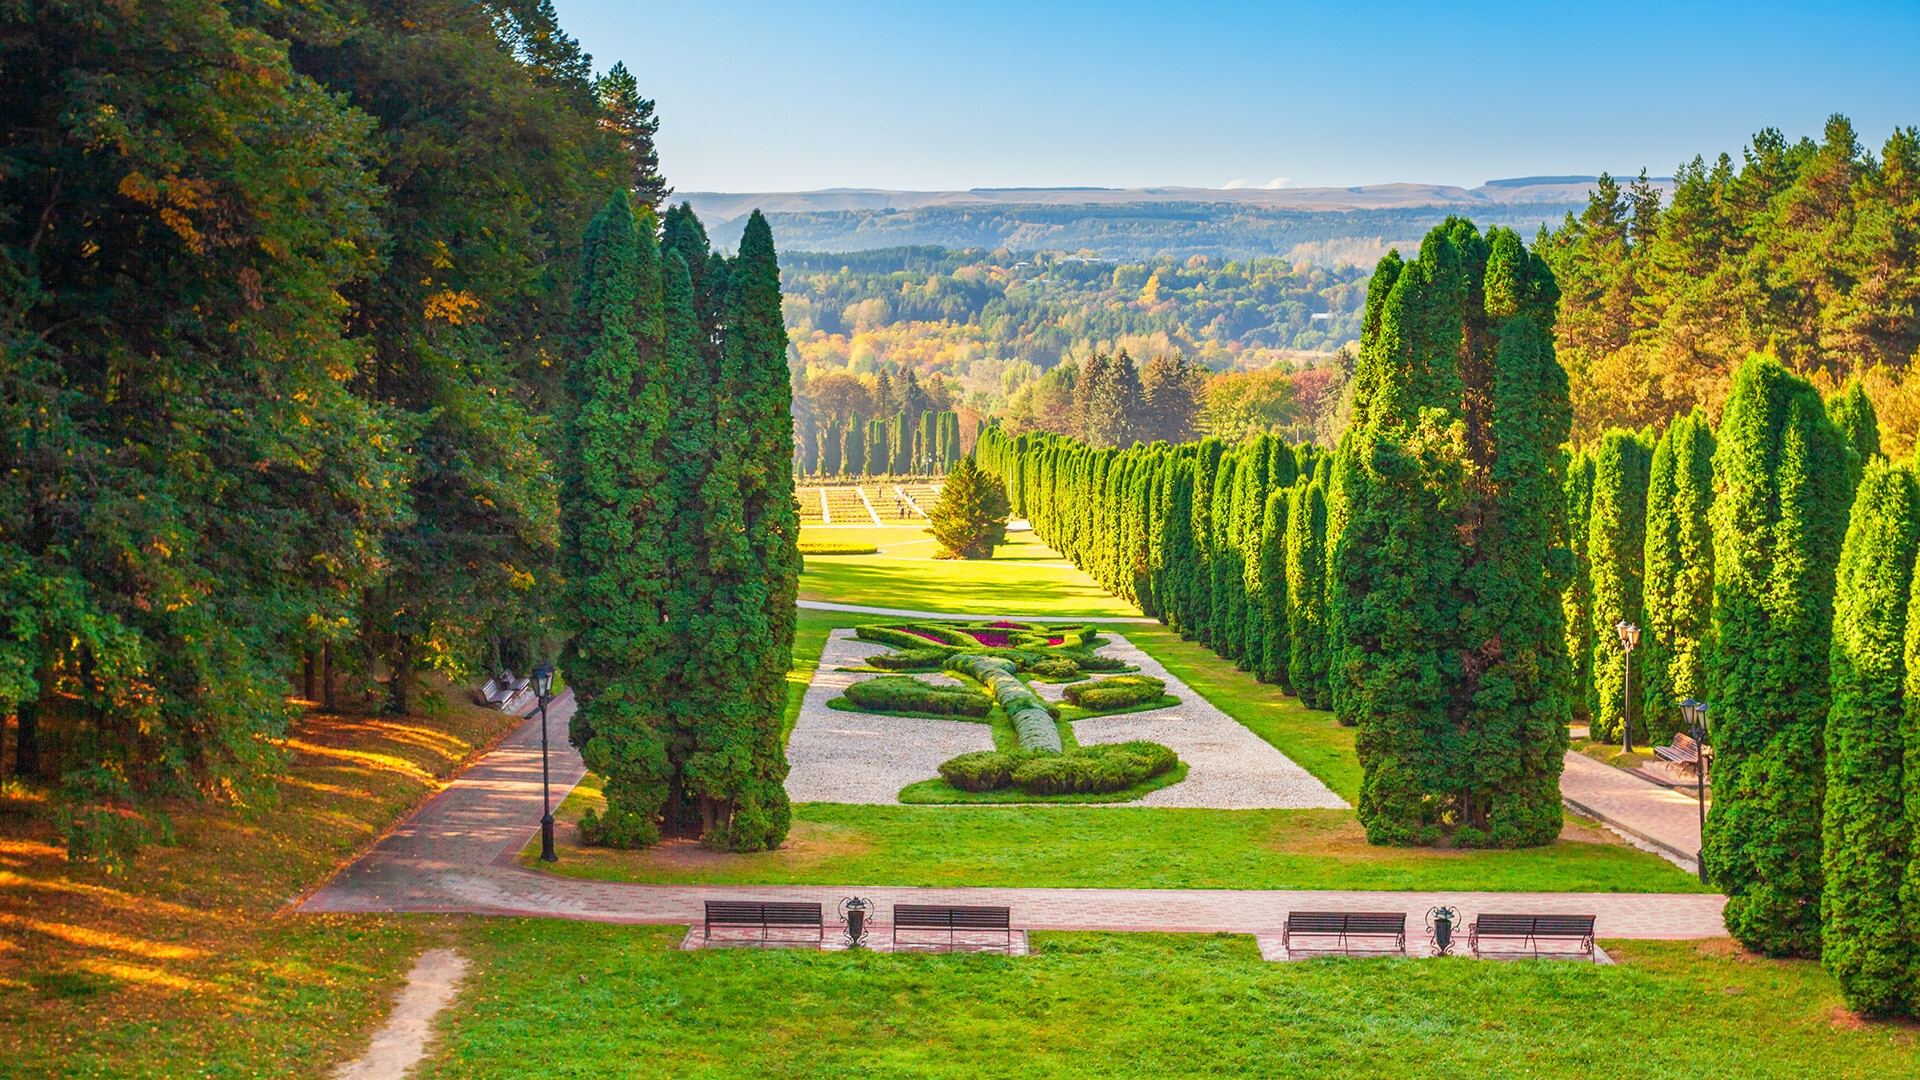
[867, 647, 957, 671]
[933, 742, 1178, 796]
[842, 675, 991, 717]
[944, 653, 1063, 751]
[1063, 675, 1167, 711]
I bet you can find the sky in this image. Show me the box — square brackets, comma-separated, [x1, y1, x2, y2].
[555, 0, 1920, 193]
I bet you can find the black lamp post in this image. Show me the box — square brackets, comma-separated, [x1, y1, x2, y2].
[1614, 620, 1641, 755]
[1678, 696, 1710, 885]
[532, 662, 557, 863]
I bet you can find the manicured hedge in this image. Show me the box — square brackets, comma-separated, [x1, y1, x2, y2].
[944, 653, 1063, 751]
[841, 675, 992, 717]
[1063, 675, 1168, 712]
[866, 647, 957, 671]
[937, 741, 1179, 796]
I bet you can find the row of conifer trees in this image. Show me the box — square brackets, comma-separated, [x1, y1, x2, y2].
[559, 195, 798, 854]
[976, 217, 1920, 1015]
[804, 410, 962, 477]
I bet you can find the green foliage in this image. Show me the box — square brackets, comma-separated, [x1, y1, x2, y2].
[1011, 743, 1179, 795]
[842, 676, 992, 718]
[1062, 675, 1168, 711]
[1821, 459, 1920, 1015]
[1587, 429, 1655, 742]
[930, 456, 1011, 558]
[1286, 481, 1332, 710]
[1331, 219, 1572, 849]
[1642, 409, 1716, 741]
[865, 647, 958, 671]
[1827, 378, 1881, 475]
[1706, 355, 1853, 957]
[944, 653, 1063, 752]
[1562, 450, 1598, 721]
[1257, 487, 1292, 686]
[938, 750, 1031, 792]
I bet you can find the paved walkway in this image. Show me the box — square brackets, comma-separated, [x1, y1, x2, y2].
[304, 699, 1726, 941]
[1560, 751, 1706, 869]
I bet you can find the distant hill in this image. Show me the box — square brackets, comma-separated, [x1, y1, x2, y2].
[687, 178, 1669, 263]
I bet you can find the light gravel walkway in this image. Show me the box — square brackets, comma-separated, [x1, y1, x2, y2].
[782, 629, 1348, 810]
[784, 631, 995, 803]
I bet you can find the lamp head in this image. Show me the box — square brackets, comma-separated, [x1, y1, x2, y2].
[532, 663, 555, 698]
[1615, 621, 1640, 649]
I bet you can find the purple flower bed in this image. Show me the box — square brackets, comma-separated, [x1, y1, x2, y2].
[904, 628, 947, 644]
[970, 630, 1014, 647]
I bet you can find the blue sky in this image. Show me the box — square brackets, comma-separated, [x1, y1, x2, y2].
[555, 0, 1920, 193]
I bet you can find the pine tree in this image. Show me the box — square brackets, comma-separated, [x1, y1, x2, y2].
[1287, 480, 1329, 706]
[1588, 428, 1655, 742]
[592, 61, 670, 208]
[1821, 459, 1920, 1015]
[1331, 220, 1572, 848]
[932, 456, 1011, 558]
[1642, 409, 1716, 741]
[564, 193, 673, 847]
[1706, 354, 1853, 957]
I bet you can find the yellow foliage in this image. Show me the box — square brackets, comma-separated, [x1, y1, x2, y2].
[423, 290, 481, 324]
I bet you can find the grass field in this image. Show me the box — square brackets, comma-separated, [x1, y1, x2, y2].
[0, 679, 521, 1079]
[799, 526, 1141, 616]
[412, 921, 1920, 1080]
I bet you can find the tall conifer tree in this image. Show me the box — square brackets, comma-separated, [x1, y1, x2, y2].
[1642, 409, 1716, 740]
[1330, 220, 1572, 848]
[1258, 487, 1291, 685]
[1706, 354, 1852, 956]
[1287, 480, 1330, 708]
[1562, 450, 1598, 722]
[1588, 429, 1655, 742]
[1821, 459, 1920, 1015]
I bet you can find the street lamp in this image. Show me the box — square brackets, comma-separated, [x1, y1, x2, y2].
[1614, 621, 1641, 755]
[532, 662, 558, 863]
[1677, 697, 1710, 885]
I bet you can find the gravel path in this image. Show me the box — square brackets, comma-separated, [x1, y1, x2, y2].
[783, 628, 1348, 810]
[784, 631, 994, 803]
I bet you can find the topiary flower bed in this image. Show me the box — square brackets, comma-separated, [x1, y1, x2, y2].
[936, 741, 1179, 796]
[944, 653, 1062, 751]
[838, 675, 992, 718]
[1063, 675, 1167, 712]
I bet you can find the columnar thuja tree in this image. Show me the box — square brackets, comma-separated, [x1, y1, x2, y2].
[1257, 486, 1291, 685]
[1330, 220, 1573, 848]
[564, 193, 674, 846]
[1826, 377, 1881, 467]
[1562, 449, 1598, 723]
[1587, 429, 1654, 742]
[1641, 409, 1716, 741]
[1821, 459, 1920, 1015]
[1286, 479, 1330, 708]
[564, 203, 796, 852]
[1706, 354, 1853, 956]
[1187, 439, 1225, 644]
[1237, 436, 1274, 673]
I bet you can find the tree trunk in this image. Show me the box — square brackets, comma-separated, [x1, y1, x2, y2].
[321, 643, 336, 711]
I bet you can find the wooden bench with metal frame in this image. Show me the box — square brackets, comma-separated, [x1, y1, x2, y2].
[891, 904, 1012, 953]
[1280, 911, 1408, 957]
[702, 900, 824, 946]
[1654, 732, 1704, 777]
[1467, 913, 1597, 961]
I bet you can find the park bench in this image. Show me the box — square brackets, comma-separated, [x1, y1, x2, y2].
[892, 904, 1012, 952]
[703, 900, 824, 945]
[1467, 913, 1596, 961]
[477, 671, 525, 709]
[1654, 732, 1705, 777]
[1280, 911, 1407, 957]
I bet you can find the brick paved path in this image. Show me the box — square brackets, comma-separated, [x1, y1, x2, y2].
[303, 700, 1726, 940]
[1560, 751, 1706, 868]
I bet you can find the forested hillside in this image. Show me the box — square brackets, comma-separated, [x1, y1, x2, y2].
[784, 248, 1365, 403]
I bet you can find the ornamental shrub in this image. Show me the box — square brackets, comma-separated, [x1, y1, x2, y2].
[842, 675, 991, 717]
[944, 653, 1064, 751]
[939, 750, 1025, 792]
[1821, 459, 1920, 1015]
[1642, 409, 1716, 742]
[1588, 428, 1655, 742]
[1010, 742, 1179, 795]
[930, 455, 1011, 558]
[866, 647, 957, 671]
[1706, 354, 1853, 958]
[1063, 675, 1168, 711]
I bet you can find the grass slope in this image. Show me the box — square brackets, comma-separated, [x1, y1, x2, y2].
[0, 680, 522, 1079]
[799, 528, 1140, 616]
[415, 922, 1920, 1080]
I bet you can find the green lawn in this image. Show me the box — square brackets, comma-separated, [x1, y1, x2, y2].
[414, 922, 1919, 1080]
[799, 527, 1142, 616]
